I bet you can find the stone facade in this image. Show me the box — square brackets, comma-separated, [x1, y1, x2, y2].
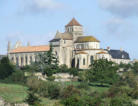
[8, 45, 49, 67]
[50, 18, 130, 69]
[8, 18, 130, 69]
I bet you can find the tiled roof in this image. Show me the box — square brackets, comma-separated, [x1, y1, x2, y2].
[76, 51, 88, 54]
[50, 32, 73, 42]
[97, 51, 108, 54]
[66, 18, 82, 27]
[10, 45, 50, 53]
[75, 36, 100, 43]
[107, 50, 130, 59]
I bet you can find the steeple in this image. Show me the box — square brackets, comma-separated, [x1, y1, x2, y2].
[65, 18, 83, 41]
[66, 18, 82, 27]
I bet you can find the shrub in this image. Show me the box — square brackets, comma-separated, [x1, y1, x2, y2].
[77, 82, 89, 90]
[61, 85, 80, 98]
[0, 57, 15, 79]
[5, 70, 26, 83]
[25, 91, 41, 106]
[48, 82, 61, 99]
[26, 76, 43, 92]
[130, 88, 138, 99]
[110, 95, 133, 106]
[47, 76, 55, 81]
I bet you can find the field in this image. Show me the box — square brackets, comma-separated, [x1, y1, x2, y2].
[0, 82, 109, 104]
[0, 83, 28, 103]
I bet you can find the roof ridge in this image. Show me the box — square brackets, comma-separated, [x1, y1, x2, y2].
[66, 18, 82, 27]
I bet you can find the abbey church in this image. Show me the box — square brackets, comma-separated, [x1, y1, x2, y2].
[8, 18, 130, 69]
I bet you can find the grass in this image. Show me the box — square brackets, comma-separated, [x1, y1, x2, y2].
[58, 81, 109, 93]
[0, 81, 109, 104]
[0, 83, 28, 103]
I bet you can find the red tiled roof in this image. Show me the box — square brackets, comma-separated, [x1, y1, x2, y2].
[10, 45, 50, 53]
[76, 51, 88, 54]
[66, 18, 82, 27]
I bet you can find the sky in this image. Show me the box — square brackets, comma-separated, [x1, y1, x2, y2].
[0, 0, 138, 60]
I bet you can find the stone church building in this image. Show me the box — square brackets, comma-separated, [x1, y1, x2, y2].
[8, 18, 130, 69]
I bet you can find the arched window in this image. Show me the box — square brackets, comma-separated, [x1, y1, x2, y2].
[11, 57, 14, 62]
[83, 58, 85, 65]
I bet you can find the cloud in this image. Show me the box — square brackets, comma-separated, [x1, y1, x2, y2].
[99, 0, 138, 17]
[104, 17, 134, 39]
[22, 0, 63, 14]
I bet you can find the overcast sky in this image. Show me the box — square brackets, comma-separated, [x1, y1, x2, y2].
[0, 0, 138, 59]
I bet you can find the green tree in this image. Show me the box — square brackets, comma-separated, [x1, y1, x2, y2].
[25, 91, 41, 106]
[0, 57, 15, 79]
[88, 59, 119, 86]
[37, 45, 59, 76]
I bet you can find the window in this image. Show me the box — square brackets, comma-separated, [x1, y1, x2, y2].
[30, 56, 32, 64]
[64, 40, 66, 44]
[11, 57, 14, 62]
[25, 56, 28, 65]
[90, 56, 93, 64]
[83, 58, 85, 65]
[21, 57, 24, 67]
[16, 57, 19, 66]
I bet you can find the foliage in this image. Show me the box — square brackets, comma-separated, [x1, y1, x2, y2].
[132, 62, 138, 74]
[47, 82, 61, 99]
[110, 95, 134, 106]
[0, 57, 15, 79]
[77, 82, 89, 90]
[88, 59, 120, 85]
[69, 68, 78, 77]
[37, 45, 59, 77]
[47, 76, 55, 81]
[61, 85, 80, 99]
[130, 87, 138, 99]
[5, 70, 26, 84]
[25, 91, 41, 106]
[78, 71, 89, 82]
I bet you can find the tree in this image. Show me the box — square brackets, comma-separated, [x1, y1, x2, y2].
[0, 57, 15, 79]
[25, 91, 41, 106]
[88, 59, 119, 85]
[37, 45, 59, 76]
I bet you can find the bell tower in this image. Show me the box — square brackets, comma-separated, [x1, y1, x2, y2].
[65, 18, 83, 41]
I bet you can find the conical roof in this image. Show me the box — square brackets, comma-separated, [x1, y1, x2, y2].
[66, 18, 82, 27]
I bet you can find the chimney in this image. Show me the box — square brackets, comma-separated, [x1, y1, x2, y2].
[107, 46, 110, 51]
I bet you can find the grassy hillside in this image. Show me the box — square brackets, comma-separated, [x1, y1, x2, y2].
[0, 83, 28, 103]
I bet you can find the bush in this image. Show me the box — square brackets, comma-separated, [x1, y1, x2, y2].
[47, 76, 55, 81]
[48, 82, 61, 99]
[130, 88, 138, 99]
[61, 85, 80, 98]
[77, 82, 89, 90]
[5, 70, 26, 83]
[25, 91, 41, 106]
[110, 95, 133, 106]
[26, 76, 44, 92]
[0, 57, 15, 80]
[61, 94, 82, 106]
